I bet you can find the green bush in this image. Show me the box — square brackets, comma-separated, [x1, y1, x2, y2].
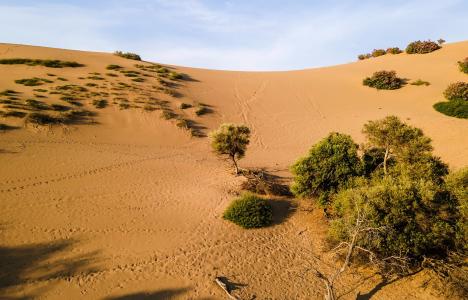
[0, 58, 83, 68]
[444, 82, 468, 101]
[358, 53, 372, 60]
[458, 58, 468, 74]
[223, 193, 272, 228]
[195, 104, 210, 116]
[363, 70, 405, 90]
[386, 47, 402, 54]
[0, 110, 26, 118]
[330, 174, 461, 264]
[406, 40, 441, 54]
[114, 51, 141, 61]
[291, 132, 362, 205]
[371, 49, 386, 57]
[433, 100, 468, 119]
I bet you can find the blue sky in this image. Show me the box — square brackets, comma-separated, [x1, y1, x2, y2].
[1, 0, 467, 70]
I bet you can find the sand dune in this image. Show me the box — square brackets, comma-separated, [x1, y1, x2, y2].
[0, 42, 467, 299]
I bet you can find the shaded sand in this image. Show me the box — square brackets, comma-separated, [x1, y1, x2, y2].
[1, 42, 467, 299]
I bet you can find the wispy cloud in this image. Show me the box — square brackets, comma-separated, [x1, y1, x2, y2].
[0, 0, 466, 70]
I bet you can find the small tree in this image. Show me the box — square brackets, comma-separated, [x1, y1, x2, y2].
[210, 123, 250, 174]
[362, 116, 432, 175]
[291, 132, 362, 205]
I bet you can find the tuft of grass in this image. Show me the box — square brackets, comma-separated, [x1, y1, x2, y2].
[106, 64, 122, 70]
[85, 83, 98, 87]
[25, 99, 49, 110]
[410, 79, 430, 86]
[0, 58, 84, 68]
[87, 76, 105, 80]
[176, 118, 191, 130]
[131, 77, 145, 82]
[161, 109, 176, 120]
[0, 89, 19, 96]
[179, 103, 192, 109]
[50, 104, 71, 111]
[195, 104, 210, 116]
[143, 105, 157, 111]
[114, 51, 141, 61]
[57, 77, 68, 81]
[433, 100, 468, 119]
[92, 99, 108, 109]
[119, 103, 130, 110]
[33, 89, 48, 93]
[105, 73, 119, 77]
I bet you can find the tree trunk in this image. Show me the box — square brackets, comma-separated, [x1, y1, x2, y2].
[231, 155, 239, 175]
[383, 147, 389, 175]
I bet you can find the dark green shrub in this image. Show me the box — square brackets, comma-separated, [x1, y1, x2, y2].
[386, 47, 402, 54]
[371, 49, 386, 57]
[362, 147, 386, 177]
[92, 99, 108, 109]
[363, 70, 405, 90]
[223, 193, 272, 229]
[169, 72, 183, 80]
[291, 132, 362, 205]
[433, 100, 468, 119]
[406, 40, 441, 54]
[443, 82, 468, 101]
[0, 89, 19, 96]
[458, 58, 468, 74]
[114, 51, 141, 61]
[410, 79, 430, 86]
[0, 58, 83, 68]
[330, 174, 461, 265]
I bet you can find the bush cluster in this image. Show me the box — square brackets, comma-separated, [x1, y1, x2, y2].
[362, 70, 405, 90]
[114, 51, 141, 61]
[358, 47, 402, 60]
[405, 40, 441, 54]
[223, 192, 272, 229]
[291, 116, 466, 280]
[458, 57, 468, 74]
[0, 58, 83, 68]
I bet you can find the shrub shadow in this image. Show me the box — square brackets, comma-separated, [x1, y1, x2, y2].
[105, 287, 191, 300]
[270, 199, 296, 226]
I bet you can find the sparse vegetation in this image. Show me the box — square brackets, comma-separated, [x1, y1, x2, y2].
[210, 123, 250, 174]
[15, 77, 53, 86]
[0, 58, 84, 68]
[195, 104, 210, 116]
[386, 47, 402, 54]
[458, 58, 468, 74]
[223, 192, 272, 229]
[406, 40, 441, 54]
[358, 47, 402, 60]
[0, 123, 17, 131]
[114, 51, 141, 61]
[371, 49, 386, 57]
[161, 109, 176, 120]
[26, 112, 63, 125]
[92, 99, 108, 109]
[363, 70, 405, 90]
[106, 64, 122, 70]
[0, 110, 26, 118]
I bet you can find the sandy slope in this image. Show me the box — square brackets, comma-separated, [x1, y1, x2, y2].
[0, 42, 467, 299]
